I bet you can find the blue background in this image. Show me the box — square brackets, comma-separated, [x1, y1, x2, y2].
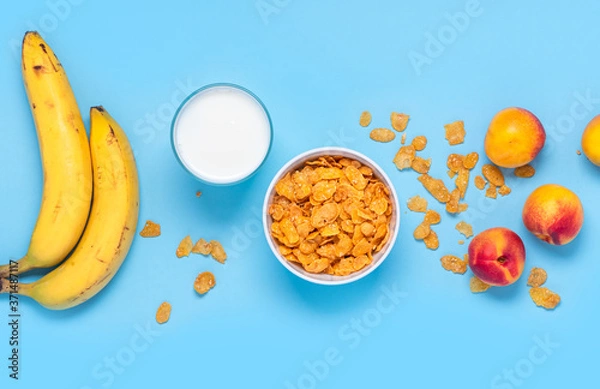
[1, 1, 599, 388]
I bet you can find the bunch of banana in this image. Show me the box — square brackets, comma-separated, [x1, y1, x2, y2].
[0, 32, 139, 310]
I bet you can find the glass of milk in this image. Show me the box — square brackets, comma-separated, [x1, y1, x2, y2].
[171, 84, 273, 185]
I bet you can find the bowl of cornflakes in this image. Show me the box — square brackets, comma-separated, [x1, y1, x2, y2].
[263, 147, 400, 285]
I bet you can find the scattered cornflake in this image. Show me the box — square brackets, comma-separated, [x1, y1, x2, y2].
[192, 238, 212, 255]
[196, 191, 202, 198]
[393, 145, 416, 170]
[514, 164, 536, 178]
[455, 221, 473, 239]
[498, 184, 511, 196]
[527, 267, 548, 288]
[458, 240, 465, 245]
[441, 255, 468, 274]
[423, 230, 439, 250]
[176, 235, 193, 258]
[411, 156, 432, 174]
[391, 112, 410, 132]
[455, 168, 469, 199]
[194, 271, 216, 295]
[407, 195, 428, 213]
[401, 133, 407, 145]
[424, 209, 441, 225]
[445, 188, 461, 214]
[444, 120, 466, 145]
[155, 302, 172, 324]
[482, 164, 505, 187]
[447, 154, 465, 173]
[139, 220, 161, 238]
[418, 174, 451, 203]
[411, 136, 427, 151]
[470, 277, 491, 293]
[359, 111, 372, 127]
[370, 128, 396, 143]
[413, 222, 431, 240]
[485, 185, 498, 199]
[447, 170, 456, 179]
[474, 175, 487, 190]
[210, 240, 227, 264]
[576, 149, 582, 155]
[463, 152, 479, 170]
[529, 287, 560, 310]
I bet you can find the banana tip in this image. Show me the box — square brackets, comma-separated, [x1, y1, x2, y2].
[91, 106, 105, 113]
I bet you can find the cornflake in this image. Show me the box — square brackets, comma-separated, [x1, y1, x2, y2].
[455, 221, 473, 239]
[194, 271, 216, 295]
[441, 255, 468, 274]
[411, 136, 427, 151]
[474, 175, 487, 190]
[470, 277, 491, 293]
[458, 240, 465, 245]
[393, 145, 416, 170]
[418, 174, 451, 203]
[140, 220, 161, 238]
[576, 150, 582, 155]
[514, 165, 535, 178]
[529, 287, 560, 310]
[447, 154, 465, 173]
[407, 196, 428, 213]
[424, 209, 441, 225]
[411, 156, 432, 174]
[413, 223, 431, 240]
[485, 185, 498, 199]
[196, 191, 202, 198]
[192, 238, 213, 255]
[463, 152, 479, 170]
[391, 112, 410, 132]
[156, 302, 172, 324]
[498, 184, 511, 196]
[527, 267, 547, 287]
[423, 230, 439, 250]
[482, 164, 505, 187]
[370, 128, 396, 143]
[444, 120, 466, 145]
[209, 240, 227, 263]
[401, 133, 407, 145]
[176, 236, 193, 258]
[455, 168, 469, 199]
[359, 111, 372, 127]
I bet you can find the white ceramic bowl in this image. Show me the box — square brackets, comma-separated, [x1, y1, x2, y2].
[263, 147, 400, 285]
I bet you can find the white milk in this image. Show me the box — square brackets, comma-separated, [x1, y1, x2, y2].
[173, 85, 271, 184]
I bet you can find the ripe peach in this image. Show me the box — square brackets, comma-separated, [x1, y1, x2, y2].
[582, 114, 600, 166]
[484, 107, 546, 168]
[522, 184, 584, 245]
[468, 227, 526, 286]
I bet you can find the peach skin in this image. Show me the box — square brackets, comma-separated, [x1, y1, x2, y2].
[468, 227, 526, 286]
[582, 114, 600, 166]
[484, 107, 546, 168]
[522, 184, 584, 245]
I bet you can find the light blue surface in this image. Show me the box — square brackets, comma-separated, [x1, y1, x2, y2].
[1, 1, 599, 388]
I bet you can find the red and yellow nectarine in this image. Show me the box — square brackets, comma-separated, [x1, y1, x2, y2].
[468, 227, 526, 286]
[522, 184, 584, 245]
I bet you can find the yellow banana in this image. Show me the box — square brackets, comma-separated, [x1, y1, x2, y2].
[1, 107, 139, 310]
[0, 32, 92, 277]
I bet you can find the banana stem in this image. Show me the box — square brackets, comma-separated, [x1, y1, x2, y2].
[0, 257, 32, 278]
[0, 278, 29, 295]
